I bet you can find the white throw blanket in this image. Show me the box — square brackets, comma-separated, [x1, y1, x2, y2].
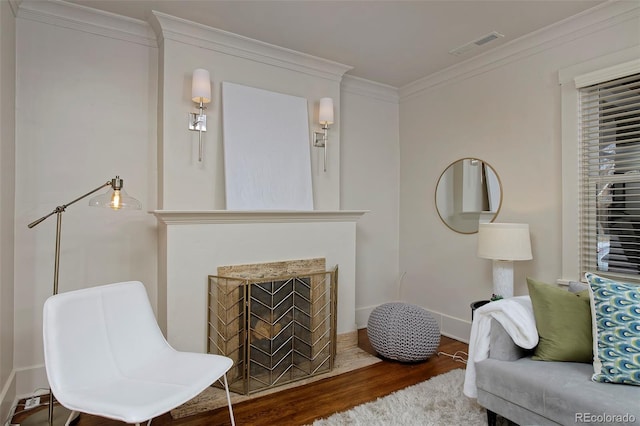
[463, 296, 538, 398]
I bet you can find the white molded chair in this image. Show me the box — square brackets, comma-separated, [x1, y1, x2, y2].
[43, 281, 235, 426]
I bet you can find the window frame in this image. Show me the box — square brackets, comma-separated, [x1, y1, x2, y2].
[560, 47, 640, 283]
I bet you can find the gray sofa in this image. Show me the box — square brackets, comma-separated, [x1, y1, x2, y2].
[475, 320, 640, 426]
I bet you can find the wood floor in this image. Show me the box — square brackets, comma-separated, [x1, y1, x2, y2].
[13, 330, 468, 426]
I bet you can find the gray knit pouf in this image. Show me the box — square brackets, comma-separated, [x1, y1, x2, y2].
[367, 302, 440, 362]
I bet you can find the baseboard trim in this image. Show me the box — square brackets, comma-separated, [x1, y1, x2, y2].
[441, 331, 470, 345]
[355, 305, 376, 329]
[14, 365, 47, 400]
[424, 309, 471, 344]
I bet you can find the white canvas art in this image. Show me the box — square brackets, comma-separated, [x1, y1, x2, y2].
[221, 82, 314, 210]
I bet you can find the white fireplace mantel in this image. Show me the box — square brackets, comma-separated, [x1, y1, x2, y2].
[152, 210, 368, 224]
[153, 209, 367, 353]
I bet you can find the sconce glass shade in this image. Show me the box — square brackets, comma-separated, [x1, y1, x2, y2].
[89, 177, 141, 211]
[477, 223, 532, 261]
[191, 68, 211, 104]
[319, 97, 334, 125]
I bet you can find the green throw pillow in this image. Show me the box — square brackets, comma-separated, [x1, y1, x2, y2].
[585, 273, 640, 386]
[526, 277, 593, 362]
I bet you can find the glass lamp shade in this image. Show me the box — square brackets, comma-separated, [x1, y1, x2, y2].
[89, 187, 141, 210]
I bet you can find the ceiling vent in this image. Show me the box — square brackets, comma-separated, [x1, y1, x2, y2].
[449, 31, 504, 56]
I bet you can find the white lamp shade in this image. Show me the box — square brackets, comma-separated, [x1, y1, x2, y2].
[319, 97, 334, 125]
[191, 68, 211, 103]
[477, 223, 532, 261]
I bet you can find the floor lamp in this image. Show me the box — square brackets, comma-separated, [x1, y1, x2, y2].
[477, 223, 532, 298]
[24, 176, 141, 426]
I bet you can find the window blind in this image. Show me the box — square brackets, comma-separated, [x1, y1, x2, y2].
[579, 73, 640, 278]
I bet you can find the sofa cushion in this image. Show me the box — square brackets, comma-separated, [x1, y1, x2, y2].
[568, 280, 589, 293]
[585, 273, 640, 386]
[476, 357, 640, 425]
[526, 278, 592, 362]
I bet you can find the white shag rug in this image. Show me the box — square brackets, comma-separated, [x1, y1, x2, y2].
[310, 368, 487, 426]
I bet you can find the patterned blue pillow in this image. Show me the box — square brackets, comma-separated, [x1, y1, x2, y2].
[585, 273, 640, 386]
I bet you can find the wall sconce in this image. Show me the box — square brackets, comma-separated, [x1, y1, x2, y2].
[188, 68, 211, 162]
[313, 97, 334, 172]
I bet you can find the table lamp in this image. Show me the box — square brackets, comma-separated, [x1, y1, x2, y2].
[477, 223, 532, 298]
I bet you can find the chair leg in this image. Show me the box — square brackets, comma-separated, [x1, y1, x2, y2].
[487, 409, 497, 426]
[222, 373, 236, 426]
[64, 410, 78, 426]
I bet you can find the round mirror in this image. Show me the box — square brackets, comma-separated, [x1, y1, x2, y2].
[435, 158, 502, 234]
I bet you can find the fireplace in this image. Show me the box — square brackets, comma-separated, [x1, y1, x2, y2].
[152, 210, 365, 366]
[208, 258, 337, 394]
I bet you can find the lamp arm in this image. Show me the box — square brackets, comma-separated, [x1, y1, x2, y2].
[27, 180, 111, 229]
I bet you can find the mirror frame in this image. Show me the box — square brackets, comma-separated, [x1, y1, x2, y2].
[435, 158, 503, 234]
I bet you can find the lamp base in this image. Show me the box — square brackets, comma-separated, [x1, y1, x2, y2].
[492, 260, 514, 298]
[18, 403, 79, 426]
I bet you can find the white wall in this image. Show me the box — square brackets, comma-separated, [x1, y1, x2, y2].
[399, 2, 640, 341]
[13, 2, 158, 394]
[149, 13, 358, 344]
[151, 12, 351, 211]
[8, 0, 638, 407]
[0, 0, 17, 420]
[340, 76, 400, 327]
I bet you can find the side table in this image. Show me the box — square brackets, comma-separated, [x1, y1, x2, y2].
[470, 300, 490, 321]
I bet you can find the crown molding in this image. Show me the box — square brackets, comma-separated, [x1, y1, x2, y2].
[150, 11, 352, 83]
[341, 75, 399, 104]
[16, 0, 157, 47]
[399, 1, 640, 100]
[8, 0, 21, 16]
[558, 45, 640, 86]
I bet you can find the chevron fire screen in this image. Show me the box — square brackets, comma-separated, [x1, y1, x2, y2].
[208, 258, 337, 395]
